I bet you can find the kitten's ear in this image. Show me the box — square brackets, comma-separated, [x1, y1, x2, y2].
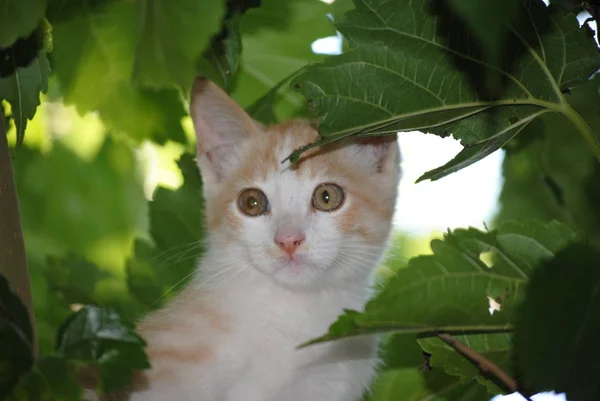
[354, 134, 400, 174]
[190, 77, 261, 184]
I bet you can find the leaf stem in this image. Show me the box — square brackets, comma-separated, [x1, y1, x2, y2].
[561, 105, 600, 163]
[436, 333, 530, 399]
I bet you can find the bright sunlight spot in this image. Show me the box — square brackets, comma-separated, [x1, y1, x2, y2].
[492, 392, 568, 401]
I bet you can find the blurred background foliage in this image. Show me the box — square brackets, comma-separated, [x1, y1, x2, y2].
[2, 0, 600, 399]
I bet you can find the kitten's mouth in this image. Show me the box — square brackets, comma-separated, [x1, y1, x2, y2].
[275, 254, 308, 269]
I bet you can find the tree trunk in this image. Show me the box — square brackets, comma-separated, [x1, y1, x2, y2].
[0, 110, 37, 356]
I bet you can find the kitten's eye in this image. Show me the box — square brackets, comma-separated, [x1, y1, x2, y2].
[312, 183, 345, 212]
[238, 188, 269, 216]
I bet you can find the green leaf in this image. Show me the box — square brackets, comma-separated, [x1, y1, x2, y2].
[369, 370, 489, 401]
[0, 274, 34, 398]
[126, 240, 165, 308]
[148, 154, 204, 278]
[417, 334, 510, 393]
[0, 20, 51, 78]
[302, 220, 578, 392]
[246, 68, 303, 124]
[126, 153, 205, 308]
[51, 1, 187, 144]
[495, 75, 600, 246]
[289, 0, 600, 176]
[199, 15, 244, 93]
[8, 355, 82, 401]
[446, 0, 520, 85]
[0, 52, 49, 145]
[513, 243, 600, 401]
[231, 0, 336, 121]
[56, 305, 149, 393]
[134, 0, 226, 89]
[0, 0, 46, 48]
[416, 109, 548, 182]
[367, 334, 490, 400]
[197, 0, 261, 92]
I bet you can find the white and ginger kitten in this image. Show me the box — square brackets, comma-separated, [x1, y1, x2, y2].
[127, 78, 401, 401]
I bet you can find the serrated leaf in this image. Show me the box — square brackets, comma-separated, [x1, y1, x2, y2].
[416, 108, 548, 182]
[0, 0, 46, 48]
[513, 243, 600, 401]
[417, 334, 510, 393]
[51, 1, 187, 144]
[134, 0, 225, 89]
[0, 52, 49, 145]
[0, 275, 34, 398]
[290, 0, 600, 176]
[56, 305, 149, 393]
[367, 334, 491, 400]
[303, 220, 578, 392]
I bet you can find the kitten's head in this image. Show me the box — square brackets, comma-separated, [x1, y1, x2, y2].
[190, 78, 400, 290]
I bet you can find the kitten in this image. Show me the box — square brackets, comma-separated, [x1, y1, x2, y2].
[129, 78, 401, 401]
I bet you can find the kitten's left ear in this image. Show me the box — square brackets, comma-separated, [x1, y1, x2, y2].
[189, 77, 261, 185]
[355, 134, 400, 174]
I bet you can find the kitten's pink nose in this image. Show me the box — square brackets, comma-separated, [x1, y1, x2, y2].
[274, 229, 305, 256]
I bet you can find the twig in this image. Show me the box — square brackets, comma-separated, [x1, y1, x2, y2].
[0, 108, 37, 356]
[436, 333, 531, 400]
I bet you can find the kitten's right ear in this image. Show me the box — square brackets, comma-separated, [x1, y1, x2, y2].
[190, 77, 260, 184]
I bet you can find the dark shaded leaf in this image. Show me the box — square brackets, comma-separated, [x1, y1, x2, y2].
[56, 305, 149, 393]
[0, 274, 34, 398]
[444, 0, 520, 92]
[495, 75, 600, 246]
[514, 243, 600, 401]
[0, 0, 46, 48]
[8, 355, 81, 401]
[198, 0, 261, 92]
[0, 20, 51, 78]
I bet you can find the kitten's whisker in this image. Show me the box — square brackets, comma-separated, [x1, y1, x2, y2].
[199, 260, 245, 288]
[155, 242, 205, 267]
[216, 265, 249, 290]
[150, 240, 204, 264]
[152, 269, 199, 307]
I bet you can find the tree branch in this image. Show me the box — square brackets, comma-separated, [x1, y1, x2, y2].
[436, 333, 530, 399]
[0, 108, 37, 356]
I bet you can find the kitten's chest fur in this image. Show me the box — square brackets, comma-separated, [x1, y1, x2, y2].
[134, 269, 376, 401]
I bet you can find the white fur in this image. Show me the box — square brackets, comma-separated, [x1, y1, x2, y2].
[131, 137, 400, 401]
[129, 80, 401, 401]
